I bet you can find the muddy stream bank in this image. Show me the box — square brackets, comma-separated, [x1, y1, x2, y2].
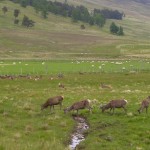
[69, 115, 89, 150]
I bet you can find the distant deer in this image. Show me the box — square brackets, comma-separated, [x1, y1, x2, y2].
[100, 83, 112, 89]
[138, 96, 150, 114]
[64, 99, 92, 114]
[100, 99, 128, 114]
[41, 95, 64, 112]
[58, 83, 65, 89]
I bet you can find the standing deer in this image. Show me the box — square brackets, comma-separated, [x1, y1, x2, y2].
[138, 96, 150, 114]
[100, 99, 128, 114]
[64, 99, 92, 114]
[41, 95, 64, 112]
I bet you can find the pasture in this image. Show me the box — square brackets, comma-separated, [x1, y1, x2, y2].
[0, 1, 150, 149]
[0, 61, 150, 150]
[0, 1, 150, 60]
[0, 60, 150, 75]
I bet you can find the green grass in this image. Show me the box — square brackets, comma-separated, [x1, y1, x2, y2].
[0, 1, 150, 149]
[0, 72, 150, 150]
[0, 60, 150, 75]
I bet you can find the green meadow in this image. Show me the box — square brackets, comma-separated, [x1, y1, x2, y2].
[0, 0, 150, 149]
[0, 60, 150, 75]
[0, 71, 150, 150]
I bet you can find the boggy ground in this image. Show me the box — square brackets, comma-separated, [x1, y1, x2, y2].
[0, 72, 150, 150]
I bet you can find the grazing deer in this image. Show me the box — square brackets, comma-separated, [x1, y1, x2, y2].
[138, 96, 150, 114]
[100, 83, 112, 89]
[41, 95, 64, 112]
[58, 83, 65, 88]
[100, 99, 128, 114]
[64, 99, 92, 114]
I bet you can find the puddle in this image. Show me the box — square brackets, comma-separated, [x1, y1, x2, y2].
[69, 115, 89, 150]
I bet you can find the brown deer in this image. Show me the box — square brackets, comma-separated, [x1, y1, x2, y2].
[138, 96, 150, 114]
[100, 83, 112, 89]
[64, 99, 92, 114]
[41, 95, 64, 112]
[58, 83, 65, 88]
[100, 99, 128, 114]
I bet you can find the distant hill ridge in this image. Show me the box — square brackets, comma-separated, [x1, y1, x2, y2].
[133, 0, 150, 4]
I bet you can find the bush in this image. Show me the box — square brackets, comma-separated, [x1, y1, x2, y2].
[14, 19, 19, 24]
[80, 24, 85, 29]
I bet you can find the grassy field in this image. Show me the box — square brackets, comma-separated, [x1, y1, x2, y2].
[0, 72, 150, 150]
[0, 0, 150, 149]
[0, 60, 150, 75]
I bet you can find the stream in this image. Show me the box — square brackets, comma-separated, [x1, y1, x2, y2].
[69, 115, 89, 150]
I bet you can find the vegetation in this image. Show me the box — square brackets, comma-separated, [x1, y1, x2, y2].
[0, 1, 149, 60]
[94, 8, 124, 20]
[2, 6, 8, 14]
[0, 1, 150, 149]
[110, 22, 124, 35]
[0, 60, 149, 75]
[0, 70, 150, 149]
[14, 9, 20, 18]
[9, 0, 123, 28]
[22, 15, 35, 27]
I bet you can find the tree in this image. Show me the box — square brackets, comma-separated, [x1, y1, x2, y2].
[22, 15, 35, 27]
[2, 6, 8, 15]
[80, 24, 85, 29]
[94, 14, 105, 27]
[20, 0, 28, 7]
[72, 9, 80, 22]
[88, 17, 94, 25]
[14, 9, 20, 18]
[41, 8, 48, 18]
[14, 19, 19, 25]
[110, 22, 119, 34]
[118, 26, 124, 35]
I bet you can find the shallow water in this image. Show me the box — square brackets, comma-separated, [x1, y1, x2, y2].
[69, 116, 89, 150]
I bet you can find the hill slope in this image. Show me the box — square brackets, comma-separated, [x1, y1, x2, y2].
[0, 0, 150, 60]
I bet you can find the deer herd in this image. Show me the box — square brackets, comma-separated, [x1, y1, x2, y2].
[41, 95, 150, 115]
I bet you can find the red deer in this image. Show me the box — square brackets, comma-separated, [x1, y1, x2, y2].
[100, 99, 128, 114]
[41, 95, 64, 112]
[138, 96, 150, 114]
[64, 99, 92, 114]
[58, 83, 65, 88]
[100, 83, 112, 89]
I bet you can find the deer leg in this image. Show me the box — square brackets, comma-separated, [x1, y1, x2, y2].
[112, 108, 115, 114]
[88, 106, 92, 113]
[146, 107, 148, 114]
[50, 106, 52, 113]
[138, 109, 140, 114]
[138, 107, 142, 114]
[60, 102, 62, 110]
[77, 110, 78, 114]
[123, 106, 127, 113]
[141, 106, 144, 113]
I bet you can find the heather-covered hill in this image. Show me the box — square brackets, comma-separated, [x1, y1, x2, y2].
[0, 0, 150, 60]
